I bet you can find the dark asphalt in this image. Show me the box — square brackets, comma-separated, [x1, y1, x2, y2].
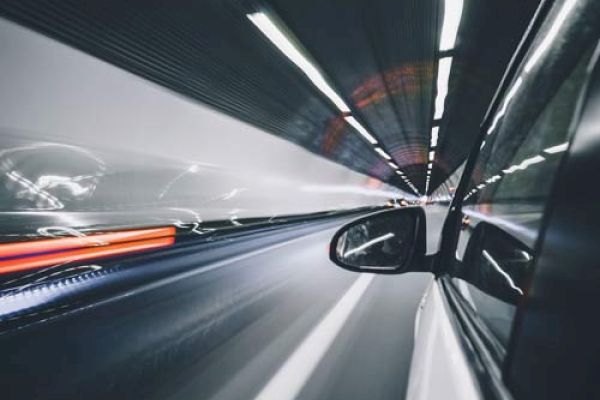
[1, 210, 444, 400]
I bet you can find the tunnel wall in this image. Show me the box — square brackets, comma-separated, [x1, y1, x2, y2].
[0, 18, 405, 238]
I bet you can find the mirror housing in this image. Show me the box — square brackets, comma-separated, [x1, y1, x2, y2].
[329, 207, 427, 274]
[461, 222, 533, 304]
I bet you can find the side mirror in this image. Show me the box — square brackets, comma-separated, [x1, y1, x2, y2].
[461, 222, 533, 304]
[329, 207, 426, 274]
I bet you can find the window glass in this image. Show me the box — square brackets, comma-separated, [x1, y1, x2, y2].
[454, 39, 595, 348]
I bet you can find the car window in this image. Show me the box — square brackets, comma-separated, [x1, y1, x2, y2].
[452, 6, 597, 351]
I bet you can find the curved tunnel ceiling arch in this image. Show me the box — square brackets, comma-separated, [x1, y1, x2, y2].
[0, 0, 540, 195]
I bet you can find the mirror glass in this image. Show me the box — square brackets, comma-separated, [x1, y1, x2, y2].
[334, 210, 418, 271]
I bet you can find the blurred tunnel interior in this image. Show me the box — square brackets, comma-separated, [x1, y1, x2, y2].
[0, 1, 547, 399]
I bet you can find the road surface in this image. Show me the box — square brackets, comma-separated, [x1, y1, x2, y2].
[1, 208, 447, 400]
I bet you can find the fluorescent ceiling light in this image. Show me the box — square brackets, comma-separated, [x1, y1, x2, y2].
[344, 116, 378, 144]
[440, 0, 464, 51]
[431, 127, 439, 148]
[524, 0, 578, 73]
[388, 162, 399, 169]
[544, 142, 568, 154]
[375, 147, 391, 160]
[248, 12, 351, 113]
[434, 57, 453, 119]
[429, 151, 435, 162]
[428, 162, 433, 169]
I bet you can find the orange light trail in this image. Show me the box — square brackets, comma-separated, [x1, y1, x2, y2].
[0, 227, 176, 274]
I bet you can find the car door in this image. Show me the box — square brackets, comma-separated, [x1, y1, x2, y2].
[433, 1, 600, 399]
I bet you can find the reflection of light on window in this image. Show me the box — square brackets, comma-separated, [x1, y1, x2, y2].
[483, 250, 523, 295]
[388, 162, 399, 170]
[36, 175, 93, 196]
[344, 232, 395, 257]
[248, 12, 350, 114]
[487, 77, 523, 136]
[544, 142, 569, 154]
[517, 155, 545, 170]
[223, 188, 246, 200]
[6, 170, 64, 210]
[524, 0, 578, 73]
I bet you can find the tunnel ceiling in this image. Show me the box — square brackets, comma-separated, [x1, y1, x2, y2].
[0, 0, 539, 195]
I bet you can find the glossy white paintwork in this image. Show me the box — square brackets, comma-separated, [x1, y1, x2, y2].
[406, 278, 481, 400]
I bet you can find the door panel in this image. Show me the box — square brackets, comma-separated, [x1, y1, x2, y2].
[406, 279, 481, 400]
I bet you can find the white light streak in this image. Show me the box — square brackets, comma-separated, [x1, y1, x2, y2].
[434, 57, 453, 119]
[344, 233, 395, 257]
[429, 151, 435, 162]
[440, 0, 464, 51]
[544, 142, 568, 154]
[487, 77, 523, 135]
[524, 0, 578, 73]
[520, 155, 545, 168]
[431, 126, 439, 148]
[483, 250, 523, 295]
[248, 12, 351, 113]
[502, 165, 520, 174]
[388, 162, 399, 169]
[344, 116, 378, 144]
[375, 147, 391, 160]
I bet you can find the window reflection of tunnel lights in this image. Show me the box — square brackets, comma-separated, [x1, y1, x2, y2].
[431, 127, 439, 148]
[487, 77, 523, 135]
[247, 12, 351, 113]
[344, 232, 395, 257]
[503, 154, 545, 174]
[440, 0, 464, 51]
[427, 162, 433, 170]
[524, 0, 578, 73]
[0, 227, 176, 274]
[520, 155, 545, 168]
[503, 165, 519, 174]
[375, 147, 392, 160]
[544, 142, 568, 154]
[388, 162, 399, 169]
[434, 57, 453, 120]
[483, 250, 523, 295]
[344, 116, 378, 144]
[429, 151, 435, 162]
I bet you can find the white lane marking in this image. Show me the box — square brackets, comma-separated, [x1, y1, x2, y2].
[254, 273, 375, 400]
